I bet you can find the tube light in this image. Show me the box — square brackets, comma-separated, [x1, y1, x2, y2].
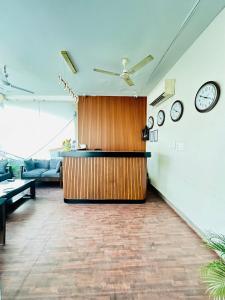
[60, 50, 77, 74]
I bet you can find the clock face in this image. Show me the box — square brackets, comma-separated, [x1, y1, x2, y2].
[148, 116, 154, 129]
[170, 100, 184, 122]
[195, 81, 220, 113]
[157, 110, 165, 126]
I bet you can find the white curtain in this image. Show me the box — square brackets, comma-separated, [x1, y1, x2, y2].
[0, 100, 75, 159]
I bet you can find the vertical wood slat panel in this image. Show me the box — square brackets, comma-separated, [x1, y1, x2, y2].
[78, 96, 146, 151]
[63, 157, 147, 200]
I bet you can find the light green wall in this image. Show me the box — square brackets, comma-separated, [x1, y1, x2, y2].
[147, 8, 225, 234]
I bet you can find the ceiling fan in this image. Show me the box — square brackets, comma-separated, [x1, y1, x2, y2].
[0, 65, 34, 94]
[93, 54, 154, 86]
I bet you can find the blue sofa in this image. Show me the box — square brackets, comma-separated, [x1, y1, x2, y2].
[0, 160, 12, 182]
[21, 158, 62, 186]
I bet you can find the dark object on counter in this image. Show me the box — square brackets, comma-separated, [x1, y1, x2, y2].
[142, 126, 149, 141]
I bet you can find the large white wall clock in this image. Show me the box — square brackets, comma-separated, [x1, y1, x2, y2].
[170, 100, 184, 122]
[195, 81, 220, 113]
[157, 110, 165, 126]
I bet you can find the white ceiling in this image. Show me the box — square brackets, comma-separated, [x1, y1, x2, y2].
[0, 0, 224, 97]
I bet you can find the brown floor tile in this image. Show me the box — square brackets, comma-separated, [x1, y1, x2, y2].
[0, 186, 214, 299]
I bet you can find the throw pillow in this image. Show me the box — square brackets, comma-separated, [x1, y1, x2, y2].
[24, 159, 35, 171]
[0, 160, 8, 174]
[34, 160, 49, 169]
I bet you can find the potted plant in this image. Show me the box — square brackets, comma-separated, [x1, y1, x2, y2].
[62, 139, 71, 151]
[201, 233, 225, 299]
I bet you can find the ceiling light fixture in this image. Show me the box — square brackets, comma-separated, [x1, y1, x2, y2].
[60, 50, 78, 74]
[58, 75, 79, 103]
[0, 93, 5, 101]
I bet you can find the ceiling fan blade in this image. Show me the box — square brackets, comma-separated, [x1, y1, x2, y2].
[10, 84, 34, 94]
[122, 76, 134, 86]
[127, 54, 154, 74]
[93, 68, 120, 76]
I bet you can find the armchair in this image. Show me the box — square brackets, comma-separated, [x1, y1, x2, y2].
[0, 160, 12, 182]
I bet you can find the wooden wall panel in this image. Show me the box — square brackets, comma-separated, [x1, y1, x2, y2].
[78, 96, 146, 151]
[63, 157, 147, 200]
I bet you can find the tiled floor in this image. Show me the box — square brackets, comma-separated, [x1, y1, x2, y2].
[0, 186, 214, 299]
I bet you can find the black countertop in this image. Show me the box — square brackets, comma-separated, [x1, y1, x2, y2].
[60, 151, 151, 158]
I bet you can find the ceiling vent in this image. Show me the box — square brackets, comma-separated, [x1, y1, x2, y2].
[150, 79, 175, 106]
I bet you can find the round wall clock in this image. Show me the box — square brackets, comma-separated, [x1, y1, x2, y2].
[170, 100, 184, 122]
[148, 116, 154, 129]
[157, 110, 165, 126]
[195, 81, 220, 113]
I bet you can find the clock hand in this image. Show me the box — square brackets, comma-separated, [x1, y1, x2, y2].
[200, 95, 212, 99]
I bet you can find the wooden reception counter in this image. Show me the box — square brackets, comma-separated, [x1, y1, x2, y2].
[61, 151, 151, 203]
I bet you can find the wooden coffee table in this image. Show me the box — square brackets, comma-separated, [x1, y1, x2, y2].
[0, 179, 36, 245]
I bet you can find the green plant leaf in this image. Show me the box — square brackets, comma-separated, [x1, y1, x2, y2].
[202, 260, 225, 299]
[205, 233, 225, 258]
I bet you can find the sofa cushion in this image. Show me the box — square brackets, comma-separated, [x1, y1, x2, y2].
[0, 160, 8, 174]
[49, 159, 61, 172]
[24, 159, 35, 171]
[34, 160, 50, 169]
[22, 168, 47, 178]
[0, 172, 11, 182]
[41, 169, 60, 178]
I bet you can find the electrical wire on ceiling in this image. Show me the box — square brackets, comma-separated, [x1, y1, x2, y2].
[144, 0, 201, 89]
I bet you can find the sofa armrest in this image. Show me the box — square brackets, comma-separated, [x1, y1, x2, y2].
[20, 166, 25, 178]
[57, 161, 62, 173]
[5, 166, 13, 177]
[59, 165, 63, 188]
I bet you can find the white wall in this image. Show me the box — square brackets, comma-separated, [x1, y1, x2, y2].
[147, 8, 225, 235]
[0, 100, 76, 159]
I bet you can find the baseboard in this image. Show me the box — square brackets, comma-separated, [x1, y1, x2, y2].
[151, 184, 206, 240]
[64, 198, 146, 204]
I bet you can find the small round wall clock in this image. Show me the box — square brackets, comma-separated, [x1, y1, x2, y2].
[170, 100, 184, 122]
[195, 81, 220, 113]
[157, 110, 165, 126]
[148, 116, 154, 129]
